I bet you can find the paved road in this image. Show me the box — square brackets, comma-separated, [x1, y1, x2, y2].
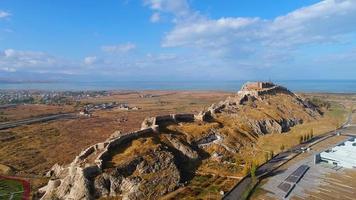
[223, 114, 352, 200]
[0, 104, 17, 109]
[0, 113, 77, 130]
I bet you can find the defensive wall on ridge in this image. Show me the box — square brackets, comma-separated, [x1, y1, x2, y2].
[54, 113, 197, 180]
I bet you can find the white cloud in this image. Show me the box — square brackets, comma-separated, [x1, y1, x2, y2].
[150, 12, 160, 23]
[144, 0, 190, 17]
[101, 42, 136, 54]
[265, 0, 356, 47]
[83, 56, 97, 65]
[1, 67, 16, 72]
[1, 49, 53, 66]
[0, 11, 11, 19]
[161, 0, 356, 64]
[163, 17, 261, 48]
[0, 49, 79, 74]
[3, 0, 356, 80]
[314, 47, 356, 63]
[144, 0, 201, 23]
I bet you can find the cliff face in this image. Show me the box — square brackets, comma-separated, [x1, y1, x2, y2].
[197, 83, 321, 137]
[38, 82, 322, 200]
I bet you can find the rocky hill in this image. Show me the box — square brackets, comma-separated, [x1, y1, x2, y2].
[37, 82, 321, 200]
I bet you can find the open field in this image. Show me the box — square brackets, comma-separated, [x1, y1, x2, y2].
[0, 179, 23, 200]
[0, 91, 231, 193]
[0, 91, 355, 198]
[160, 174, 237, 200]
[0, 175, 30, 200]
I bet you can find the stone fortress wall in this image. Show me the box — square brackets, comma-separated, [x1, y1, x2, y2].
[39, 81, 300, 199]
[50, 113, 196, 176]
[44, 82, 293, 178]
[238, 82, 293, 97]
[40, 112, 198, 199]
[197, 82, 296, 122]
[241, 81, 275, 91]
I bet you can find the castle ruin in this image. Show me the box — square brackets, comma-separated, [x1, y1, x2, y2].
[241, 82, 275, 91]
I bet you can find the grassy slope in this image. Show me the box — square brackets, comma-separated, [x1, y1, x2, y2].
[162, 95, 350, 199]
[255, 101, 348, 164]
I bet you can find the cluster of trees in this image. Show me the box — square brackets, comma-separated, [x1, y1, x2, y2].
[242, 161, 258, 179]
[309, 97, 331, 109]
[299, 129, 314, 144]
[0, 97, 35, 105]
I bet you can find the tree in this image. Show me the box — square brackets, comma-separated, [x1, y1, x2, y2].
[264, 152, 269, 162]
[269, 150, 274, 159]
[280, 144, 285, 152]
[242, 162, 251, 176]
[250, 162, 257, 181]
[299, 135, 303, 144]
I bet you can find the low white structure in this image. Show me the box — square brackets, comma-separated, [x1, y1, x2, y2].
[318, 137, 356, 169]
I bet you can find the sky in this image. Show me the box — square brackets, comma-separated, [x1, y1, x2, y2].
[0, 0, 356, 82]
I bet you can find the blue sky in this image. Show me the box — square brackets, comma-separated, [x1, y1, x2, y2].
[0, 0, 356, 82]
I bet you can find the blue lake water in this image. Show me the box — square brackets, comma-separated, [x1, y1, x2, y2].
[1, 80, 356, 93]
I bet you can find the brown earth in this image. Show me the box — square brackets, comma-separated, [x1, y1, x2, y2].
[0, 90, 354, 199]
[0, 91, 231, 191]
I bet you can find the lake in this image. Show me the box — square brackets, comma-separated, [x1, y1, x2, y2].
[1, 80, 356, 93]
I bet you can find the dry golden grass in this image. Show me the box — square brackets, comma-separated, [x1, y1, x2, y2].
[161, 174, 237, 200]
[1, 91, 354, 198]
[168, 122, 221, 141]
[164, 93, 351, 180]
[256, 102, 349, 156]
[0, 91, 231, 178]
[108, 137, 160, 167]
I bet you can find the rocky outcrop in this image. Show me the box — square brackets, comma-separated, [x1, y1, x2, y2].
[40, 163, 94, 200]
[247, 118, 303, 135]
[0, 164, 14, 175]
[38, 123, 186, 200]
[39, 128, 155, 200]
[93, 149, 180, 200]
[166, 134, 199, 160]
[197, 83, 320, 124]
[195, 130, 238, 153]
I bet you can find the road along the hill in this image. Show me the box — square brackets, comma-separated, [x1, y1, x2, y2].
[223, 114, 352, 200]
[0, 113, 77, 130]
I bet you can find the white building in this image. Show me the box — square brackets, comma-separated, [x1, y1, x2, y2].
[317, 137, 356, 169]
